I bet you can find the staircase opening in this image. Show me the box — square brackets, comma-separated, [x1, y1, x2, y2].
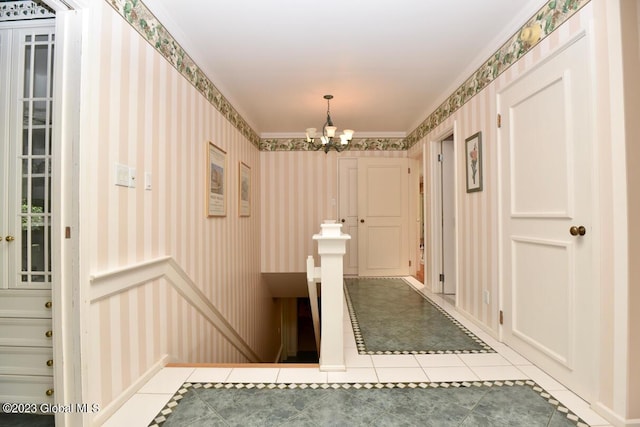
[281, 297, 319, 363]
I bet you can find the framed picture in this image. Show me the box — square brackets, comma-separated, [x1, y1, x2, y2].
[207, 142, 226, 217]
[239, 162, 251, 217]
[465, 132, 483, 193]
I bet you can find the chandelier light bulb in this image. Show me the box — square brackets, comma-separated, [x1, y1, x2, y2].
[305, 95, 354, 153]
[306, 128, 317, 142]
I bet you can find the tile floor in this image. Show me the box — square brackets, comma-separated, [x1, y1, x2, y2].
[103, 277, 611, 427]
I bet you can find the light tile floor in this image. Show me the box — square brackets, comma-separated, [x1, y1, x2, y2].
[104, 277, 611, 427]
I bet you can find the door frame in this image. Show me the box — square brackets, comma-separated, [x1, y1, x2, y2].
[42, 2, 87, 425]
[337, 157, 359, 275]
[428, 124, 459, 297]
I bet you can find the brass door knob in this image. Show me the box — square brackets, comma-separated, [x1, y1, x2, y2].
[360, 219, 365, 223]
[341, 219, 345, 223]
[46, 359, 53, 367]
[569, 225, 587, 236]
[45, 330, 53, 338]
[46, 389, 54, 396]
[45, 301, 52, 309]
[5, 235, 14, 242]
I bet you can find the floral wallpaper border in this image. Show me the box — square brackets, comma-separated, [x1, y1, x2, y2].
[405, 0, 590, 148]
[105, 0, 589, 152]
[0, 1, 55, 21]
[259, 137, 407, 152]
[106, 0, 261, 148]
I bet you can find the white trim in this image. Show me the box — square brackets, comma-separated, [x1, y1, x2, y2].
[455, 304, 500, 341]
[91, 354, 170, 427]
[428, 124, 458, 298]
[41, 0, 71, 12]
[89, 257, 170, 302]
[89, 257, 262, 363]
[593, 402, 640, 427]
[48, 8, 84, 427]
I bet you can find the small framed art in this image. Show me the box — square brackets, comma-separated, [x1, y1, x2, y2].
[207, 142, 226, 216]
[239, 162, 251, 217]
[465, 132, 483, 193]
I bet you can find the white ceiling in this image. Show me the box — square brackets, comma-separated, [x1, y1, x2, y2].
[145, 0, 546, 138]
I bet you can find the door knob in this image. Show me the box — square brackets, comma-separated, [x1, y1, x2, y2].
[341, 219, 345, 223]
[569, 226, 586, 236]
[5, 235, 14, 242]
[360, 219, 365, 223]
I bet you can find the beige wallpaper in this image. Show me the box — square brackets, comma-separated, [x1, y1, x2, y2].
[82, 1, 277, 410]
[408, 6, 591, 335]
[260, 150, 408, 273]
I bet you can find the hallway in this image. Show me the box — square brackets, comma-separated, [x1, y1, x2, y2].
[104, 278, 610, 426]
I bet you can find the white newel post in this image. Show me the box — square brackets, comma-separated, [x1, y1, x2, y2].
[313, 221, 351, 371]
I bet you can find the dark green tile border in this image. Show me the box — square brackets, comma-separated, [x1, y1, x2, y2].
[149, 380, 590, 427]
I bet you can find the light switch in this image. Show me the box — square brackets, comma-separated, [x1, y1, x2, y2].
[115, 163, 129, 187]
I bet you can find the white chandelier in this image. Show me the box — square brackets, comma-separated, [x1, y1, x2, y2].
[305, 95, 354, 153]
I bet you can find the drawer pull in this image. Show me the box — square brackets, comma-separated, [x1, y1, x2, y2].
[45, 330, 53, 338]
[47, 359, 53, 367]
[46, 389, 54, 396]
[45, 301, 52, 309]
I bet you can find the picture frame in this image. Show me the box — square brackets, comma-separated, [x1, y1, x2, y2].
[207, 142, 226, 217]
[465, 131, 483, 193]
[239, 162, 251, 217]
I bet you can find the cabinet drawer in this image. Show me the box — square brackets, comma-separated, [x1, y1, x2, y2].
[0, 290, 52, 319]
[0, 318, 53, 347]
[0, 347, 54, 376]
[0, 375, 54, 405]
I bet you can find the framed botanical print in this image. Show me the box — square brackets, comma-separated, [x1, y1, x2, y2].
[465, 132, 483, 193]
[239, 162, 251, 217]
[207, 142, 226, 216]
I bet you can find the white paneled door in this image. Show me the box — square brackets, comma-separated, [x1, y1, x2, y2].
[499, 35, 595, 400]
[357, 158, 409, 277]
[338, 158, 359, 275]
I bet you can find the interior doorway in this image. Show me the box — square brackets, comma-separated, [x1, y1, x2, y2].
[338, 157, 410, 277]
[431, 132, 457, 299]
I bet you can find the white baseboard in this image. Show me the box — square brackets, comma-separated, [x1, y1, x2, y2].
[593, 402, 640, 427]
[455, 305, 500, 341]
[92, 354, 170, 426]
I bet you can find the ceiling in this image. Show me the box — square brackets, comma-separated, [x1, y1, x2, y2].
[145, 0, 546, 138]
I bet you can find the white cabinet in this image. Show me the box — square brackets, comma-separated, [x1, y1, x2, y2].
[0, 23, 56, 404]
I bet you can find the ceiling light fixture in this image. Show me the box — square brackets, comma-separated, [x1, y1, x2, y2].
[305, 95, 354, 153]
